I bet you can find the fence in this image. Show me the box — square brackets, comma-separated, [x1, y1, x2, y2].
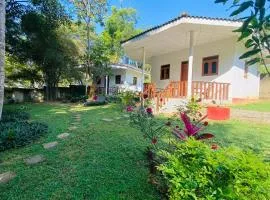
[4, 85, 86, 103]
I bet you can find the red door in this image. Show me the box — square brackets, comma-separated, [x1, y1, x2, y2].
[181, 62, 188, 96]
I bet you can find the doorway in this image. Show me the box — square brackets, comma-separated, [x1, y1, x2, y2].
[181, 61, 188, 81]
[181, 61, 188, 96]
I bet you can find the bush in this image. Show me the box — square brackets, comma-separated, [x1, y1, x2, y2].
[84, 101, 107, 107]
[158, 139, 270, 200]
[0, 110, 48, 151]
[118, 91, 140, 108]
[70, 95, 88, 103]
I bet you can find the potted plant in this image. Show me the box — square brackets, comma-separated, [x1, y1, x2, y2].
[207, 100, 230, 120]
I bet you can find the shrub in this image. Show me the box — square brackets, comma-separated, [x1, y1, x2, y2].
[70, 95, 88, 103]
[129, 107, 168, 147]
[84, 101, 107, 107]
[0, 110, 48, 151]
[118, 91, 140, 108]
[1, 110, 30, 122]
[178, 97, 202, 120]
[158, 139, 270, 200]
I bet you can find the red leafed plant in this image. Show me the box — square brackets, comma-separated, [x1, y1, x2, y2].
[172, 112, 214, 141]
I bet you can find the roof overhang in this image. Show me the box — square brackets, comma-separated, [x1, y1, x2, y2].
[122, 16, 242, 61]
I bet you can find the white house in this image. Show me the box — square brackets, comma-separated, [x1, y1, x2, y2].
[122, 14, 261, 104]
[96, 58, 148, 94]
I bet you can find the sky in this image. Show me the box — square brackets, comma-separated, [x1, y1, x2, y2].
[104, 0, 234, 31]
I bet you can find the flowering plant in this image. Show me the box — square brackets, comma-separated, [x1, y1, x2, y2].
[129, 107, 168, 147]
[171, 112, 214, 141]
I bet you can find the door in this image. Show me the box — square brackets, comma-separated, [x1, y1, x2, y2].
[181, 61, 188, 96]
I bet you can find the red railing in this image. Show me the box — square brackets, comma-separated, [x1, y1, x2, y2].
[144, 81, 230, 112]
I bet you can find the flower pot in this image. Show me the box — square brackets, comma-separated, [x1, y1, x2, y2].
[207, 106, 230, 120]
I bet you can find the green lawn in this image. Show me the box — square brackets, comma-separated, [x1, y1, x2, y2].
[0, 103, 159, 200]
[232, 100, 270, 112]
[0, 103, 270, 199]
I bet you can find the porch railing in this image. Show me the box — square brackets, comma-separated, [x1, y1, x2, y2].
[144, 81, 230, 112]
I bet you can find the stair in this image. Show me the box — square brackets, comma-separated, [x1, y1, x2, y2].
[159, 98, 188, 113]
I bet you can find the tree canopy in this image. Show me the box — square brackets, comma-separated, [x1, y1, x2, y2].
[215, 0, 270, 74]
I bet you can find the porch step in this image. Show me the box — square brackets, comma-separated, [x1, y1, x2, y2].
[159, 98, 187, 113]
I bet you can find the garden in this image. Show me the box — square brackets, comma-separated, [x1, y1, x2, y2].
[0, 93, 270, 199]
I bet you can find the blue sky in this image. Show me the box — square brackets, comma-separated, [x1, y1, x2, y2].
[106, 0, 233, 30]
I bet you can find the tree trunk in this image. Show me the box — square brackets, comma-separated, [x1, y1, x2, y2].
[0, 0, 6, 121]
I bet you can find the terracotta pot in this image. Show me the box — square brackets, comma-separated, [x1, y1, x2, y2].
[207, 106, 230, 120]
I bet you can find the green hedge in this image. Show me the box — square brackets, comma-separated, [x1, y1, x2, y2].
[158, 139, 270, 200]
[0, 110, 48, 151]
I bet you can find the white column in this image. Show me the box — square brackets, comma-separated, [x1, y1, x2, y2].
[187, 31, 195, 98]
[105, 76, 108, 95]
[142, 47, 146, 92]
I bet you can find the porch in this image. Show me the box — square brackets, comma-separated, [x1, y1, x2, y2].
[144, 81, 230, 112]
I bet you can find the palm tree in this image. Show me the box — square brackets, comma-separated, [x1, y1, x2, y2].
[0, 0, 5, 120]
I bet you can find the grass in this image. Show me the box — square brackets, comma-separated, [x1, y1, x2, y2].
[0, 103, 159, 200]
[1, 103, 270, 199]
[208, 119, 270, 160]
[232, 100, 270, 112]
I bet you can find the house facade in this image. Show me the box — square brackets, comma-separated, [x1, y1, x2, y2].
[96, 58, 147, 94]
[122, 14, 260, 104]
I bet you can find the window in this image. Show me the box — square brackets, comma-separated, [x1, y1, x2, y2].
[133, 77, 137, 85]
[96, 77, 101, 85]
[202, 56, 219, 76]
[160, 64, 170, 80]
[244, 62, 248, 79]
[115, 75, 121, 84]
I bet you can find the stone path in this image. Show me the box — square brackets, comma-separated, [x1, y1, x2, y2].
[231, 109, 270, 124]
[57, 133, 70, 139]
[24, 155, 45, 165]
[0, 111, 83, 185]
[43, 141, 58, 149]
[0, 172, 16, 184]
[101, 118, 114, 122]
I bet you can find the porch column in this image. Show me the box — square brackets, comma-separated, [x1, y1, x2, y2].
[142, 47, 146, 92]
[105, 75, 108, 95]
[187, 31, 194, 98]
[141, 47, 146, 107]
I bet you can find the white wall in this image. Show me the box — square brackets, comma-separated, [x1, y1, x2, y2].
[231, 43, 260, 99]
[149, 37, 260, 99]
[96, 68, 143, 92]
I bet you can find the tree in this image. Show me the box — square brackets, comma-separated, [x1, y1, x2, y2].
[215, 0, 270, 74]
[72, 0, 107, 92]
[0, 0, 5, 120]
[20, 0, 81, 100]
[101, 6, 140, 63]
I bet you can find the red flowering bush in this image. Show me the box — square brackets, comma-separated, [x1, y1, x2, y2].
[126, 106, 134, 112]
[93, 95, 98, 101]
[146, 107, 153, 115]
[129, 108, 168, 148]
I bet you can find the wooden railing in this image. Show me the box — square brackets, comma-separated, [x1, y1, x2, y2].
[192, 81, 230, 101]
[144, 81, 230, 112]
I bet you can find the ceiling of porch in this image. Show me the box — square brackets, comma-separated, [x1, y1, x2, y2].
[122, 16, 242, 61]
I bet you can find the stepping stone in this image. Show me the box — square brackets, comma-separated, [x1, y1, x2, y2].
[57, 133, 70, 139]
[68, 126, 77, 131]
[115, 117, 121, 120]
[43, 141, 58, 149]
[71, 122, 79, 125]
[24, 155, 45, 165]
[0, 172, 16, 184]
[101, 118, 113, 122]
[123, 114, 129, 118]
